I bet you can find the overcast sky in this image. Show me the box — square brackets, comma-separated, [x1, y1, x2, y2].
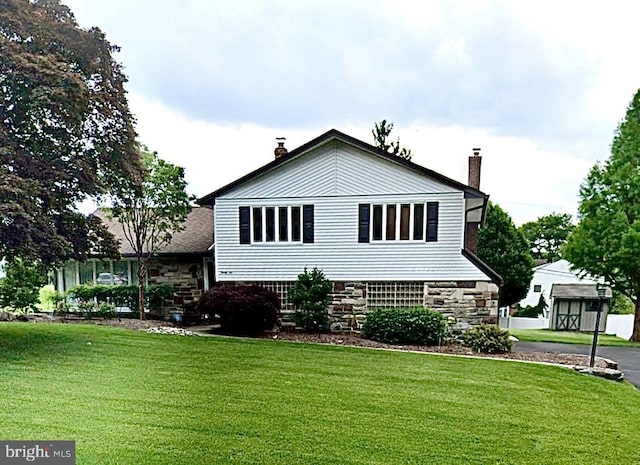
[63, 0, 640, 225]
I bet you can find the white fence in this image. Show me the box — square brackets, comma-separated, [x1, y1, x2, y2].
[605, 314, 634, 340]
[499, 316, 549, 330]
[499, 314, 634, 341]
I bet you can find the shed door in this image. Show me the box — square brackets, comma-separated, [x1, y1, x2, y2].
[555, 301, 581, 331]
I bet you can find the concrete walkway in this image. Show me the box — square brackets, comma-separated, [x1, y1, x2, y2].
[514, 341, 640, 388]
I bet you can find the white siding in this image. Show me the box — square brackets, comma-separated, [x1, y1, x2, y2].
[215, 192, 490, 282]
[223, 141, 459, 199]
[520, 260, 598, 311]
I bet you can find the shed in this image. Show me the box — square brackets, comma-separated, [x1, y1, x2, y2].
[549, 283, 611, 332]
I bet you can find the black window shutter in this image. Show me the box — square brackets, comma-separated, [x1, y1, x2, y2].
[358, 204, 370, 243]
[303, 205, 314, 243]
[426, 202, 439, 242]
[239, 206, 250, 244]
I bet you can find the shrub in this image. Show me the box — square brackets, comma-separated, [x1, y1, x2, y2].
[513, 293, 547, 318]
[0, 258, 48, 311]
[67, 283, 175, 314]
[196, 285, 280, 335]
[289, 267, 332, 332]
[38, 285, 60, 311]
[362, 307, 448, 345]
[463, 324, 513, 353]
[77, 300, 96, 319]
[146, 283, 174, 312]
[97, 302, 116, 320]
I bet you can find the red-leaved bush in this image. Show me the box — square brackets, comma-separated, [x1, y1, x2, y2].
[196, 285, 280, 335]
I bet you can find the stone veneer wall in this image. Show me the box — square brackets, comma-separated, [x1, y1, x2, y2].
[423, 281, 499, 325]
[226, 280, 499, 328]
[298, 280, 498, 329]
[147, 256, 204, 315]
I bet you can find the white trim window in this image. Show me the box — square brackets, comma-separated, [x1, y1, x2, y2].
[239, 205, 313, 244]
[358, 202, 438, 243]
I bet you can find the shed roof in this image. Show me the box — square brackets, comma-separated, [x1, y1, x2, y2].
[550, 283, 612, 299]
[93, 207, 213, 256]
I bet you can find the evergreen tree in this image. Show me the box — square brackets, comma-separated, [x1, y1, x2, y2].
[564, 88, 640, 341]
[477, 203, 534, 308]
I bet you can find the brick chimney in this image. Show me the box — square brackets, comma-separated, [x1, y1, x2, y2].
[274, 137, 287, 159]
[465, 148, 482, 254]
[468, 147, 481, 189]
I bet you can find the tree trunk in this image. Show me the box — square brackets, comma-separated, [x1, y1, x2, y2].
[632, 290, 640, 342]
[137, 259, 145, 320]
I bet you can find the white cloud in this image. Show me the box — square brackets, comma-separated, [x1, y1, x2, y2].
[131, 93, 591, 225]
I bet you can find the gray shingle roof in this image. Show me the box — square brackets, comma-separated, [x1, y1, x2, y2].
[550, 283, 612, 299]
[93, 207, 213, 255]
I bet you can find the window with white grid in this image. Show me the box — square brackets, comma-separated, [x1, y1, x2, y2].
[366, 282, 425, 309]
[254, 282, 296, 312]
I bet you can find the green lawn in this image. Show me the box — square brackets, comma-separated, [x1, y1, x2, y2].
[510, 329, 640, 347]
[0, 324, 638, 465]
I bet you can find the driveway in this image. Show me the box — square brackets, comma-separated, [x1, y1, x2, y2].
[514, 341, 640, 389]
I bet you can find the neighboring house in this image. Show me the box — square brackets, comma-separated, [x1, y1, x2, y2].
[549, 283, 611, 332]
[197, 129, 501, 327]
[519, 259, 598, 318]
[53, 207, 214, 313]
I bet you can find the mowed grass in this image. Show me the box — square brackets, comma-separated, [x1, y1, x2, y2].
[510, 329, 640, 347]
[0, 324, 638, 465]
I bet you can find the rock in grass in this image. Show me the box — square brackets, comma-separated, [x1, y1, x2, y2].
[573, 366, 624, 382]
[146, 327, 199, 336]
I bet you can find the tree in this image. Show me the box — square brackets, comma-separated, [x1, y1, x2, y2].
[563, 89, 640, 341]
[477, 202, 534, 308]
[519, 213, 574, 262]
[0, 258, 48, 311]
[372, 119, 413, 160]
[111, 150, 193, 319]
[289, 267, 333, 332]
[0, 0, 142, 266]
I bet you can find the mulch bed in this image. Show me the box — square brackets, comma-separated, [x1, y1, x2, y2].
[258, 331, 613, 369]
[27, 315, 612, 369]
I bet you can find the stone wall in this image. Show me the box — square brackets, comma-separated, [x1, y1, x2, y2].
[326, 280, 499, 329]
[424, 281, 499, 325]
[147, 256, 204, 315]
[233, 279, 499, 328]
[327, 282, 368, 331]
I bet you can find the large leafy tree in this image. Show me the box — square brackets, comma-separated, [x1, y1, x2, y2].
[564, 89, 640, 341]
[372, 119, 413, 160]
[0, 258, 48, 311]
[519, 213, 574, 262]
[477, 203, 534, 308]
[111, 150, 193, 319]
[0, 0, 142, 265]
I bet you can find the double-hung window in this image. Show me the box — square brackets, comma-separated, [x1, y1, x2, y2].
[358, 202, 438, 243]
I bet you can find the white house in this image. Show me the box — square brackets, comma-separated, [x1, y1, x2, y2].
[197, 129, 501, 326]
[519, 259, 598, 318]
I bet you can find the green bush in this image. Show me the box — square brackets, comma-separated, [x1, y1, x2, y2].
[97, 302, 116, 320]
[289, 267, 332, 332]
[362, 307, 448, 345]
[146, 283, 174, 311]
[513, 293, 547, 318]
[0, 259, 48, 311]
[463, 324, 513, 353]
[67, 283, 174, 313]
[77, 300, 96, 319]
[196, 285, 280, 335]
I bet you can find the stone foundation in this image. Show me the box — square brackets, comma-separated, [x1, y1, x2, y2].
[423, 281, 499, 325]
[228, 280, 499, 328]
